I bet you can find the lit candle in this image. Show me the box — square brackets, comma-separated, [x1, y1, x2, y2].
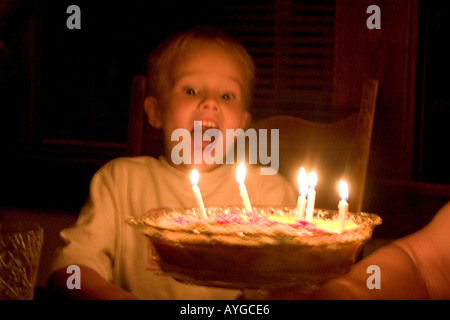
[305, 171, 317, 222]
[190, 169, 207, 219]
[236, 163, 253, 212]
[338, 180, 349, 232]
[296, 167, 308, 219]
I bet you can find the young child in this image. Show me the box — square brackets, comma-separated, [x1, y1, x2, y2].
[47, 27, 297, 300]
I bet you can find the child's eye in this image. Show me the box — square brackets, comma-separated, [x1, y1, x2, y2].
[221, 93, 234, 101]
[185, 88, 198, 96]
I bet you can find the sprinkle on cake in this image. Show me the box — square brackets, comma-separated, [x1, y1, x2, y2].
[151, 208, 358, 237]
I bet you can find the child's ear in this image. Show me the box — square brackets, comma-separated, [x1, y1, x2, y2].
[240, 110, 252, 130]
[144, 96, 162, 128]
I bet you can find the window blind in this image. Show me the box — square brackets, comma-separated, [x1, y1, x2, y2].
[206, 0, 336, 121]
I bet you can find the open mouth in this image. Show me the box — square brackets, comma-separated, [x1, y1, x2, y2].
[191, 120, 220, 150]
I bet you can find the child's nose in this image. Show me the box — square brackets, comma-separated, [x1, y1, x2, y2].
[199, 95, 219, 112]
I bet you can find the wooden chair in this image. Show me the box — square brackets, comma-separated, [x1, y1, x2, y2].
[127, 75, 164, 158]
[253, 79, 379, 212]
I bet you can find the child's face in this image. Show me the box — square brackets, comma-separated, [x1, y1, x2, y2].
[149, 42, 251, 172]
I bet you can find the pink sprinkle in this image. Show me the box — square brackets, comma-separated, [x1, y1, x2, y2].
[289, 221, 325, 233]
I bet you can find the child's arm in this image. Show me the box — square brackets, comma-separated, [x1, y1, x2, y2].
[47, 265, 140, 300]
[269, 201, 450, 300]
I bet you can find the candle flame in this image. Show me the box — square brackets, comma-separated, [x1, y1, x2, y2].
[298, 167, 308, 195]
[339, 180, 348, 200]
[190, 169, 199, 185]
[236, 163, 246, 184]
[308, 171, 317, 188]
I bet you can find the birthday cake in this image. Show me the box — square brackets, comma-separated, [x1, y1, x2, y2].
[127, 206, 381, 291]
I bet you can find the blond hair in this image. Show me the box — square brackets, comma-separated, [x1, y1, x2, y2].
[146, 26, 255, 108]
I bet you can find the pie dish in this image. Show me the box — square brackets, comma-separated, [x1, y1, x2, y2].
[127, 206, 381, 291]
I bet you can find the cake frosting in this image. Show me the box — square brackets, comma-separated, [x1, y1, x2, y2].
[135, 206, 367, 248]
[142, 207, 358, 235]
